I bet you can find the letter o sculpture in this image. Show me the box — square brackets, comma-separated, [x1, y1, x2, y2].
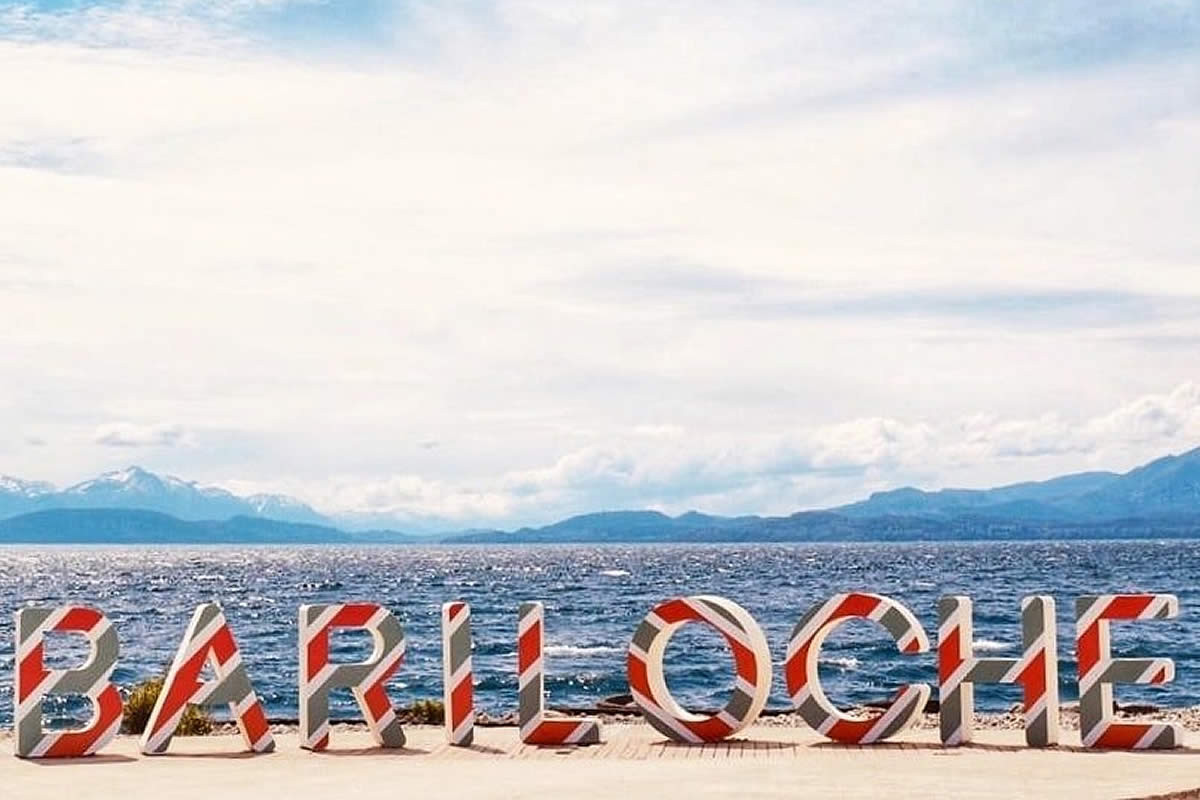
[785, 592, 931, 744]
[627, 595, 772, 743]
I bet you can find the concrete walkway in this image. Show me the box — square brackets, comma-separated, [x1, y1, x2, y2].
[5, 725, 1200, 799]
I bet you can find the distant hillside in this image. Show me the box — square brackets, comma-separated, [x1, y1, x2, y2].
[444, 509, 1200, 544]
[486, 510, 754, 542]
[1061, 448, 1200, 517]
[0, 509, 413, 544]
[833, 447, 1200, 521]
[4, 505, 1198, 546]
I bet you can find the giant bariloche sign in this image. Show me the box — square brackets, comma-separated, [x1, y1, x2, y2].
[9, 592, 1184, 758]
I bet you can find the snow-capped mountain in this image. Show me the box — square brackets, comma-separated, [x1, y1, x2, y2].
[59, 466, 250, 519]
[245, 493, 330, 526]
[0, 466, 330, 525]
[0, 476, 55, 496]
[0, 475, 56, 518]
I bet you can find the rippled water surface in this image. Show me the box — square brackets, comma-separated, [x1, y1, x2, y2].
[1, 541, 1196, 726]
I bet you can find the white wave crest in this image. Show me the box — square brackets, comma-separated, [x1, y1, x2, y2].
[973, 638, 1013, 652]
[821, 656, 860, 671]
[545, 644, 624, 657]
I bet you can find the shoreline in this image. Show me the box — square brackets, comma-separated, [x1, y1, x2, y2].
[6, 723, 1200, 800]
[18, 708, 1200, 735]
[213, 705, 1200, 735]
[0, 705, 1182, 742]
[7, 535, 1200, 547]
[9, 705, 1199, 740]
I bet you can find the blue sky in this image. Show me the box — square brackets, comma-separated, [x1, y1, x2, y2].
[0, 0, 1198, 530]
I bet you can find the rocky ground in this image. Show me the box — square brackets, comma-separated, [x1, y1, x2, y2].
[6, 700, 1198, 740]
[194, 704, 1200, 737]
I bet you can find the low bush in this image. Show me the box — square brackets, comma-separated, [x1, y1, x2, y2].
[122, 677, 214, 736]
[404, 698, 445, 725]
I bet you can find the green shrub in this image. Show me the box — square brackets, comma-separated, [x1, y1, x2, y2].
[405, 698, 445, 725]
[122, 677, 213, 736]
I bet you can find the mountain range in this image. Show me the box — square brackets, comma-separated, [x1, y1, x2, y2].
[836, 448, 1200, 521]
[0, 466, 330, 526]
[1, 447, 1199, 544]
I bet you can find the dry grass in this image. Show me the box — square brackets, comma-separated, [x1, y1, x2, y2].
[122, 677, 214, 736]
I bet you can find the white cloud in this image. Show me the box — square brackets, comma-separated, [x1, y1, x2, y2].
[322, 474, 515, 521]
[948, 382, 1200, 463]
[1084, 382, 1200, 445]
[93, 422, 190, 448]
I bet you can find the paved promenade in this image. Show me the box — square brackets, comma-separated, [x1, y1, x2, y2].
[5, 725, 1200, 799]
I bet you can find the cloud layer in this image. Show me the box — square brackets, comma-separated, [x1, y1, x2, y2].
[228, 382, 1200, 528]
[1, 1, 1198, 528]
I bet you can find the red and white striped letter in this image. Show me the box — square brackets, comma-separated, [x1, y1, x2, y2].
[13, 606, 122, 758]
[785, 593, 931, 744]
[1076, 594, 1182, 749]
[938, 595, 1059, 746]
[517, 602, 601, 745]
[141, 603, 274, 755]
[627, 595, 772, 742]
[441, 601, 474, 746]
[299, 603, 406, 750]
